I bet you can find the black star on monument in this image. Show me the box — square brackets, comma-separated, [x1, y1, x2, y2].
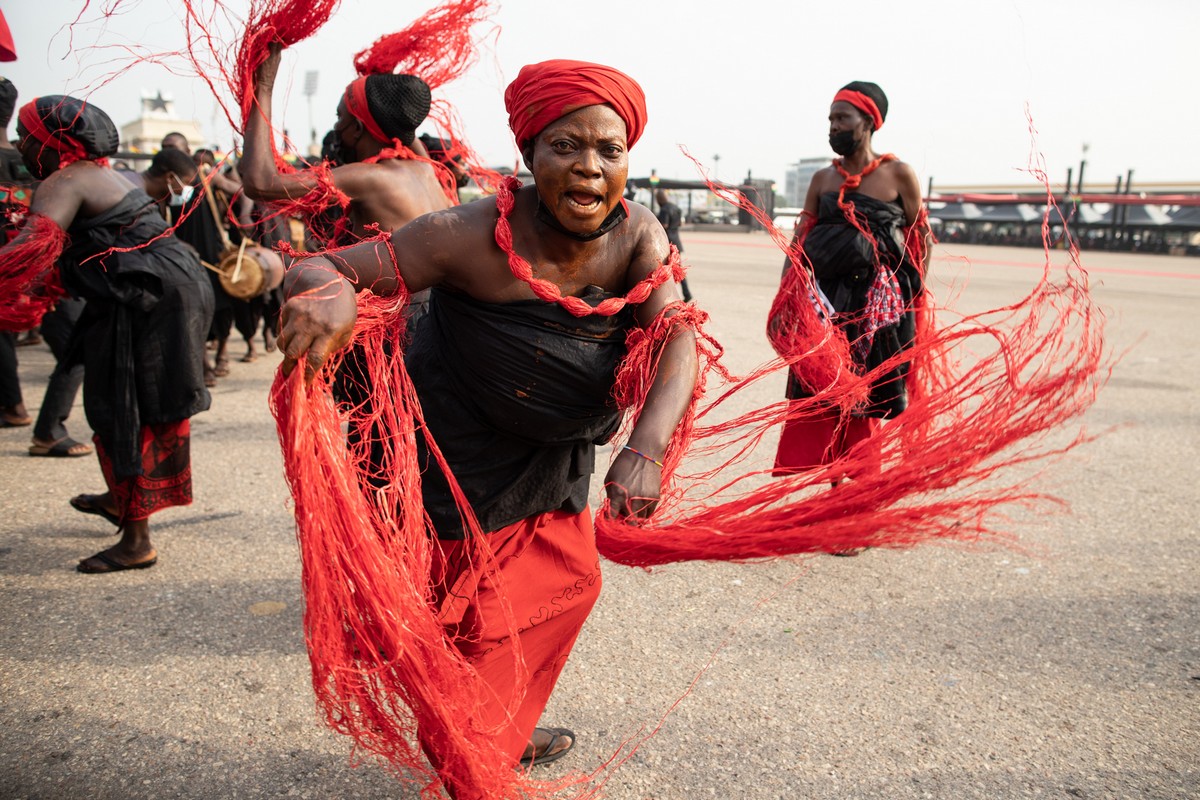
[147, 91, 169, 112]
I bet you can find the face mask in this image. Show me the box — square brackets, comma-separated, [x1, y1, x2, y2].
[325, 137, 347, 166]
[828, 130, 860, 156]
[328, 125, 361, 165]
[167, 175, 195, 207]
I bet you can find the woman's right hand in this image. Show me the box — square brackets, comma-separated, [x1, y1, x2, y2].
[277, 259, 357, 382]
[255, 42, 283, 90]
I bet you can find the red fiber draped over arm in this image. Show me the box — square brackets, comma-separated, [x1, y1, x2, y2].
[0, 214, 69, 330]
[270, 279, 583, 798]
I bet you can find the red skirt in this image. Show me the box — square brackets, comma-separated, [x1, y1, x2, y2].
[95, 420, 193, 522]
[427, 506, 602, 767]
[773, 408, 881, 478]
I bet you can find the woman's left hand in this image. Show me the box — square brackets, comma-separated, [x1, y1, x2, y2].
[277, 260, 357, 383]
[603, 446, 664, 520]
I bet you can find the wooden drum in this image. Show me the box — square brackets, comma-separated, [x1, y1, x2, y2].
[216, 244, 285, 300]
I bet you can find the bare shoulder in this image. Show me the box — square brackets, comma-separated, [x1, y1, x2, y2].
[626, 198, 661, 232]
[880, 158, 919, 184]
[329, 161, 381, 186]
[810, 164, 842, 193]
[29, 162, 92, 210]
[626, 200, 669, 248]
[624, 200, 671, 282]
[395, 194, 498, 265]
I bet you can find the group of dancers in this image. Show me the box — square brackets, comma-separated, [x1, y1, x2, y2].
[0, 1, 1104, 797]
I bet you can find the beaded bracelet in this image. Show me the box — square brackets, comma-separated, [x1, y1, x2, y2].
[621, 444, 664, 468]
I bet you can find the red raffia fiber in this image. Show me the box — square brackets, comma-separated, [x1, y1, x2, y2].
[270, 248, 589, 799]
[223, 0, 498, 239]
[353, 0, 490, 85]
[267, 96, 1105, 800]
[493, 177, 683, 317]
[269, 158, 1105, 790]
[232, 0, 342, 128]
[0, 213, 69, 331]
[350, 0, 501, 197]
[591, 151, 1106, 567]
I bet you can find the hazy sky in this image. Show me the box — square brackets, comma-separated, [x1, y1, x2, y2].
[3, 0, 1197, 192]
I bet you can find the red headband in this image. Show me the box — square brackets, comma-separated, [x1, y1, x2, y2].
[17, 100, 93, 167]
[504, 59, 647, 149]
[343, 77, 393, 145]
[833, 89, 883, 131]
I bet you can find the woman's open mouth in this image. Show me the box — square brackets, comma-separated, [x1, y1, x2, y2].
[565, 191, 603, 211]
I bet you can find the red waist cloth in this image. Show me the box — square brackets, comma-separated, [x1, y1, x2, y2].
[94, 420, 193, 523]
[773, 410, 880, 478]
[427, 506, 602, 774]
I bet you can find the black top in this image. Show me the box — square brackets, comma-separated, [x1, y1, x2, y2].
[656, 200, 682, 232]
[791, 191, 922, 418]
[168, 183, 244, 311]
[62, 189, 214, 476]
[405, 285, 633, 538]
[0, 147, 32, 185]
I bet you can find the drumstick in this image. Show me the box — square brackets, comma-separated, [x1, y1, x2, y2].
[230, 237, 249, 284]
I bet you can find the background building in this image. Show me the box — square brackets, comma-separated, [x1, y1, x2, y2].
[783, 157, 827, 207]
[119, 90, 204, 154]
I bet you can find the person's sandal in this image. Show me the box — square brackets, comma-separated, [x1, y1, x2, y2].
[519, 727, 576, 768]
[29, 437, 92, 458]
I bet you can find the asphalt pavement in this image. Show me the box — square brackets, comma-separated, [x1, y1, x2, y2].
[1, 234, 1196, 799]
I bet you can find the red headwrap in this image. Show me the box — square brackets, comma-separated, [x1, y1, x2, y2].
[342, 76, 392, 145]
[504, 59, 647, 150]
[833, 89, 883, 131]
[17, 100, 98, 168]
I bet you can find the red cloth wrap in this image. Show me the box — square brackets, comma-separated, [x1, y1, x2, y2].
[428, 507, 601, 767]
[833, 89, 884, 131]
[342, 76, 393, 146]
[504, 59, 647, 149]
[0, 9, 16, 62]
[95, 420, 194, 523]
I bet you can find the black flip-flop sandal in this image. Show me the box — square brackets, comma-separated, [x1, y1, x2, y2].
[29, 438, 92, 458]
[519, 727, 576, 768]
[77, 551, 157, 573]
[69, 494, 122, 527]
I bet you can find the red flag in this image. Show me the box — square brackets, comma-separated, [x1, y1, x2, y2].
[0, 10, 17, 62]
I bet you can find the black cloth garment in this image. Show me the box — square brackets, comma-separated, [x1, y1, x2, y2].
[0, 147, 32, 185]
[0, 330, 19, 408]
[32, 297, 85, 442]
[656, 200, 684, 253]
[655, 200, 692, 301]
[791, 191, 922, 418]
[406, 286, 633, 539]
[168, 183, 242, 330]
[60, 189, 213, 477]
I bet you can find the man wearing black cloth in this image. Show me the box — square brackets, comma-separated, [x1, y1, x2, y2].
[655, 188, 692, 301]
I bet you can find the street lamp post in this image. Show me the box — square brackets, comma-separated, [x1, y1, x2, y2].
[303, 71, 319, 155]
